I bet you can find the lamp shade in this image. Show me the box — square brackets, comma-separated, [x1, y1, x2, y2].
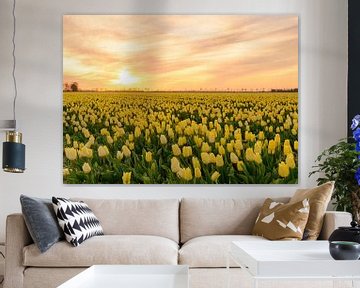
[2, 131, 25, 173]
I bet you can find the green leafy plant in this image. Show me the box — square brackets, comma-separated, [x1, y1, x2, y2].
[310, 115, 360, 222]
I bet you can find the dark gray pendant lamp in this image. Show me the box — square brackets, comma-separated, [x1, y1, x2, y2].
[1, 0, 25, 173]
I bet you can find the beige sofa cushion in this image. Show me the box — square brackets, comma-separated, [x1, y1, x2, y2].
[180, 198, 288, 243]
[179, 235, 267, 268]
[289, 181, 334, 240]
[252, 198, 310, 240]
[23, 235, 178, 267]
[72, 198, 179, 243]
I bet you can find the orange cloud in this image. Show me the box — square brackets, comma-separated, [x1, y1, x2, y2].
[63, 15, 298, 91]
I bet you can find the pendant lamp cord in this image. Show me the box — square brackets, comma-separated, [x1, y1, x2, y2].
[12, 0, 17, 127]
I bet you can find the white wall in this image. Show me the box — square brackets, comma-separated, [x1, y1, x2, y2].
[0, 0, 348, 242]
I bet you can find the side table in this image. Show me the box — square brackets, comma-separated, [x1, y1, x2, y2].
[227, 240, 360, 288]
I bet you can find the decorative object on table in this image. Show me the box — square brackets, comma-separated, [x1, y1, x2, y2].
[329, 241, 360, 260]
[1, 0, 26, 173]
[289, 181, 334, 240]
[252, 198, 310, 240]
[63, 15, 298, 184]
[52, 197, 104, 247]
[310, 114, 360, 222]
[329, 220, 360, 244]
[20, 195, 64, 253]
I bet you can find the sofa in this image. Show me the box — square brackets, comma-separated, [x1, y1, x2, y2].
[4, 198, 352, 288]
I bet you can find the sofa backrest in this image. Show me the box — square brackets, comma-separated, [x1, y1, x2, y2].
[73, 198, 180, 243]
[180, 198, 289, 243]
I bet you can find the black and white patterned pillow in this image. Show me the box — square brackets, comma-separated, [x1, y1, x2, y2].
[52, 197, 104, 247]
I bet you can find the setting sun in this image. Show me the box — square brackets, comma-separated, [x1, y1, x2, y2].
[115, 68, 140, 86]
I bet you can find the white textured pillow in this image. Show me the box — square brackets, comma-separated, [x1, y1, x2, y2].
[52, 197, 103, 246]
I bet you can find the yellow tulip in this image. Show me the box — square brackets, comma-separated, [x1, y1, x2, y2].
[194, 136, 203, 147]
[168, 128, 175, 139]
[122, 145, 131, 157]
[218, 145, 226, 155]
[82, 128, 90, 138]
[209, 153, 216, 164]
[258, 131, 265, 140]
[65, 147, 77, 161]
[63, 168, 70, 176]
[128, 134, 134, 142]
[201, 152, 211, 165]
[82, 162, 91, 174]
[172, 144, 181, 156]
[237, 161, 244, 172]
[85, 135, 95, 148]
[106, 135, 113, 144]
[73, 141, 79, 149]
[160, 134, 168, 145]
[192, 157, 201, 169]
[208, 130, 217, 143]
[65, 134, 71, 145]
[171, 157, 181, 173]
[211, 171, 220, 182]
[182, 146, 193, 158]
[178, 136, 187, 146]
[129, 142, 135, 150]
[194, 167, 202, 178]
[230, 152, 239, 164]
[98, 145, 109, 158]
[275, 134, 281, 145]
[283, 143, 292, 155]
[145, 151, 152, 163]
[134, 126, 141, 138]
[245, 148, 255, 162]
[215, 154, 224, 167]
[78, 147, 93, 158]
[254, 141, 262, 154]
[122, 172, 132, 184]
[254, 153, 262, 164]
[294, 140, 299, 151]
[234, 140, 243, 151]
[181, 167, 193, 181]
[268, 140, 276, 154]
[286, 153, 296, 169]
[117, 151, 124, 160]
[226, 143, 234, 153]
[101, 128, 109, 136]
[278, 162, 290, 178]
[201, 142, 211, 152]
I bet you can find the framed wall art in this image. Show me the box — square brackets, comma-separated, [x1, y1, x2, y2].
[63, 15, 298, 184]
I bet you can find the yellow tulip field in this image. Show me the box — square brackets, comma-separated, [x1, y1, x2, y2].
[63, 91, 298, 184]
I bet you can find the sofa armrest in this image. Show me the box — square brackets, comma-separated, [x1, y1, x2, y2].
[318, 211, 352, 240]
[4, 214, 32, 288]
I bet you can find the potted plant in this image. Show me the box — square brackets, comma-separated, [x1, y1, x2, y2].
[310, 115, 360, 222]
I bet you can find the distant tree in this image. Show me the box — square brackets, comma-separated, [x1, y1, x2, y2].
[63, 83, 70, 92]
[71, 82, 79, 92]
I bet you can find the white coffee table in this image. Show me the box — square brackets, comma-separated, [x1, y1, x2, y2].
[228, 241, 360, 288]
[58, 265, 189, 288]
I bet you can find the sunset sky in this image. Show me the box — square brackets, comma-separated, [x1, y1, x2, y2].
[63, 15, 298, 91]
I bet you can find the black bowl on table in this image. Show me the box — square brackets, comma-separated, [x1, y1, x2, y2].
[329, 241, 360, 260]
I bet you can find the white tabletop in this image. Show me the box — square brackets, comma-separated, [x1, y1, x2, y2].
[58, 265, 189, 288]
[231, 241, 360, 278]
